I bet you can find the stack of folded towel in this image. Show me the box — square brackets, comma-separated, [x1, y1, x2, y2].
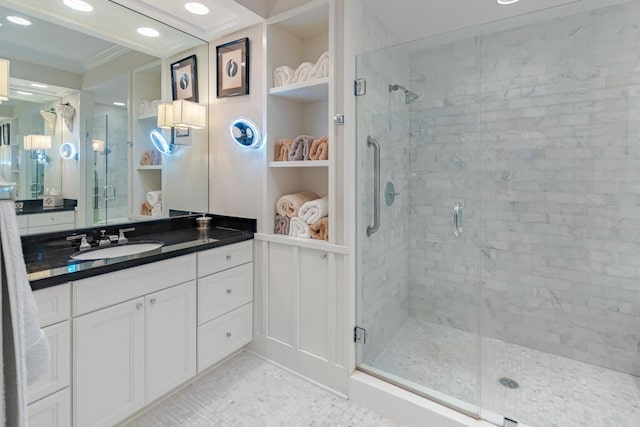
[274, 192, 328, 241]
[141, 190, 162, 216]
[274, 135, 328, 161]
[273, 51, 329, 88]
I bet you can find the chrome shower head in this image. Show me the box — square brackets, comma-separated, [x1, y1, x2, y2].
[389, 84, 420, 104]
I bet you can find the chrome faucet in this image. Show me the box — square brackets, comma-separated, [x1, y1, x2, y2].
[66, 234, 91, 251]
[118, 227, 135, 244]
[98, 230, 111, 247]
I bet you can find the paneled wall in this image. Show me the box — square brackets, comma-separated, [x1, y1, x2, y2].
[408, 1, 640, 375]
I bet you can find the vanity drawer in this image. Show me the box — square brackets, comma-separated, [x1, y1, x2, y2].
[73, 254, 196, 316]
[34, 283, 71, 327]
[197, 240, 253, 277]
[16, 215, 28, 229]
[27, 321, 71, 404]
[28, 211, 74, 228]
[198, 263, 253, 325]
[197, 303, 252, 372]
[28, 387, 71, 427]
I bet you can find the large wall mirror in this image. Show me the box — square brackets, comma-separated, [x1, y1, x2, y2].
[0, 0, 210, 232]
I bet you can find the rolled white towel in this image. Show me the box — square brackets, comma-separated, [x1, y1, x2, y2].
[146, 190, 162, 206]
[290, 62, 313, 84]
[273, 65, 295, 87]
[275, 191, 319, 218]
[299, 197, 328, 225]
[289, 217, 310, 238]
[151, 202, 162, 217]
[310, 51, 329, 79]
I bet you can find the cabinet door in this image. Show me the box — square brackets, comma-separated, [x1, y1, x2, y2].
[74, 298, 145, 427]
[146, 281, 196, 402]
[28, 387, 71, 427]
[28, 321, 71, 404]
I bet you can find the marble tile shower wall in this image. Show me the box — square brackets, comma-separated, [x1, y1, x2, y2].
[408, 2, 640, 375]
[358, 6, 411, 363]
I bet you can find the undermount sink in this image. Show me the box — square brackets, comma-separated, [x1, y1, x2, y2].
[71, 241, 164, 261]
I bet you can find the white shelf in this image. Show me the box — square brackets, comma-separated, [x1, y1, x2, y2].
[269, 78, 329, 102]
[136, 165, 162, 170]
[269, 160, 329, 168]
[136, 113, 158, 121]
[255, 233, 348, 254]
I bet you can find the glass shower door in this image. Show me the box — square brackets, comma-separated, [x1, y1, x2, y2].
[87, 111, 129, 225]
[355, 30, 482, 417]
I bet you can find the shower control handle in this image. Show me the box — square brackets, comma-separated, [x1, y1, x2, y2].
[453, 203, 463, 237]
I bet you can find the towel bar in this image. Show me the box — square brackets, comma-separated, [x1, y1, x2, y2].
[0, 182, 16, 200]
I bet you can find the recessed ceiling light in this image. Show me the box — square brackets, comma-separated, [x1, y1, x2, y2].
[185, 2, 209, 15]
[63, 0, 94, 12]
[113, 102, 126, 106]
[16, 91, 33, 95]
[7, 16, 32, 26]
[137, 27, 160, 38]
[497, 0, 519, 4]
[30, 83, 48, 88]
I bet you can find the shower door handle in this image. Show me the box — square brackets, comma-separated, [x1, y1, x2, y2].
[103, 185, 116, 201]
[453, 203, 463, 237]
[366, 136, 380, 237]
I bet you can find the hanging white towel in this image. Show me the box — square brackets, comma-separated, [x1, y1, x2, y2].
[289, 217, 311, 238]
[0, 178, 49, 426]
[299, 197, 329, 225]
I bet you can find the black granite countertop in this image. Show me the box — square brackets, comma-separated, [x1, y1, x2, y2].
[24, 214, 256, 291]
[15, 198, 77, 215]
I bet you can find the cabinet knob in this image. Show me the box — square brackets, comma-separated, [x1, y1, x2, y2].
[226, 289, 232, 295]
[320, 253, 328, 259]
[150, 298, 157, 305]
[226, 332, 232, 338]
[226, 255, 232, 261]
[136, 303, 143, 310]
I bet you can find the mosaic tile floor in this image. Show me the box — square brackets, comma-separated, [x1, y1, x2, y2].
[370, 318, 640, 427]
[124, 352, 399, 427]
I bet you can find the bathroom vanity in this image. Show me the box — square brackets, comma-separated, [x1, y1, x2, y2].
[23, 215, 255, 427]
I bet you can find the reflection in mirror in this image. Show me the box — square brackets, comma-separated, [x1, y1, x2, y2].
[0, 0, 209, 233]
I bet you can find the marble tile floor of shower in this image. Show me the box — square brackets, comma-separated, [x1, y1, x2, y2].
[370, 318, 640, 427]
[124, 351, 399, 427]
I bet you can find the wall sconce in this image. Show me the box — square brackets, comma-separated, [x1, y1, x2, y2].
[24, 134, 52, 150]
[60, 142, 77, 160]
[230, 117, 262, 149]
[24, 134, 51, 164]
[0, 58, 9, 102]
[157, 100, 206, 130]
[91, 139, 112, 155]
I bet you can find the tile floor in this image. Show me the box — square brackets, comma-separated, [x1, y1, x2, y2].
[370, 318, 640, 427]
[125, 352, 399, 427]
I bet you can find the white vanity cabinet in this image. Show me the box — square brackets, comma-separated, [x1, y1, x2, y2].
[72, 254, 197, 427]
[19, 211, 76, 235]
[196, 241, 254, 373]
[28, 283, 72, 427]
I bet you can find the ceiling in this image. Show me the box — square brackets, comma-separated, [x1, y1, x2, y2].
[365, 0, 629, 47]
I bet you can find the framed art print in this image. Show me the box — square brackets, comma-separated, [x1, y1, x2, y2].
[171, 55, 199, 102]
[216, 38, 249, 98]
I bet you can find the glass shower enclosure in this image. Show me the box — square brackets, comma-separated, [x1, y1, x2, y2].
[356, 1, 640, 425]
[86, 111, 129, 226]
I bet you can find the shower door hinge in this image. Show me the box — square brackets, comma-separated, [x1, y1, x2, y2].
[354, 326, 367, 344]
[334, 114, 345, 125]
[504, 418, 518, 427]
[354, 79, 367, 96]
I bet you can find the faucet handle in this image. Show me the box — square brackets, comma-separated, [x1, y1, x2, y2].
[118, 227, 135, 243]
[66, 234, 91, 251]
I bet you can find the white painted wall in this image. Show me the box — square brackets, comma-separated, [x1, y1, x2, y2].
[209, 24, 265, 226]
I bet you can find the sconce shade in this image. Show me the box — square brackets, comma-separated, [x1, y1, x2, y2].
[157, 103, 173, 129]
[0, 59, 8, 102]
[92, 139, 105, 152]
[172, 100, 206, 129]
[24, 134, 51, 150]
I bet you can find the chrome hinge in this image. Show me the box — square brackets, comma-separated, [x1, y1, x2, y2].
[354, 78, 366, 96]
[504, 418, 518, 427]
[334, 114, 345, 125]
[354, 326, 367, 344]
